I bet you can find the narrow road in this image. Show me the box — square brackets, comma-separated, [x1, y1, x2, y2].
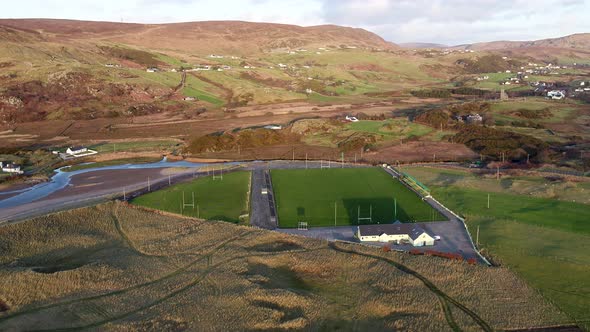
[249, 169, 274, 229]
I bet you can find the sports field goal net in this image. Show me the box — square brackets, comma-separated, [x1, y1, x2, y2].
[297, 221, 308, 230]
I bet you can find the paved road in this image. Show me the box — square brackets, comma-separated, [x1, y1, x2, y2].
[249, 169, 274, 229]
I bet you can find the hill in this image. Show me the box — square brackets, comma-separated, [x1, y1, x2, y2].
[399, 42, 448, 49]
[0, 19, 397, 55]
[454, 33, 590, 51]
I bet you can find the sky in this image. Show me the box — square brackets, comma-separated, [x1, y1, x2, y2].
[2, 0, 590, 45]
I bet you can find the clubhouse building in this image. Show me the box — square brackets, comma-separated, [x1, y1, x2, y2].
[357, 223, 435, 247]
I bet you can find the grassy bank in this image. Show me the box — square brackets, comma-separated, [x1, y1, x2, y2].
[63, 157, 162, 172]
[404, 166, 590, 330]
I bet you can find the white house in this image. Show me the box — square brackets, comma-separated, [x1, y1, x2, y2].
[466, 114, 483, 123]
[67, 146, 88, 155]
[345, 115, 359, 122]
[547, 90, 566, 100]
[1, 162, 24, 174]
[62, 146, 98, 159]
[357, 224, 435, 247]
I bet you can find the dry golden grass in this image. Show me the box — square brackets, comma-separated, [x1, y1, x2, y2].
[0, 202, 571, 331]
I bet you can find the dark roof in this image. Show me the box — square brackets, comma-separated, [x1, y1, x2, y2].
[358, 223, 429, 240]
[69, 146, 86, 151]
[2, 163, 19, 168]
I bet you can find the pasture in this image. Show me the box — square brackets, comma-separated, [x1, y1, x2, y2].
[131, 171, 251, 223]
[403, 166, 590, 330]
[271, 168, 443, 228]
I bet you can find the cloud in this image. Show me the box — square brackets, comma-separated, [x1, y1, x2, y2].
[2, 0, 589, 44]
[318, 0, 590, 44]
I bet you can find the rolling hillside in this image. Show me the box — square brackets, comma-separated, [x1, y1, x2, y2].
[0, 19, 397, 55]
[453, 33, 590, 51]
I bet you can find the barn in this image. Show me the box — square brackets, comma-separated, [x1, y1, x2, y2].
[357, 224, 435, 246]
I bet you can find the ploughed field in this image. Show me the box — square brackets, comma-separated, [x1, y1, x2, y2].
[131, 171, 251, 223]
[271, 168, 444, 228]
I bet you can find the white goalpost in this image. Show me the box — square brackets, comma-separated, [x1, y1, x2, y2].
[182, 191, 196, 210]
[297, 221, 308, 230]
[357, 205, 373, 224]
[212, 167, 223, 180]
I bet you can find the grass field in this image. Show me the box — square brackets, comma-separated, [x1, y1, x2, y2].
[271, 168, 444, 228]
[89, 140, 180, 153]
[63, 157, 162, 172]
[131, 171, 251, 223]
[0, 202, 569, 331]
[403, 166, 590, 330]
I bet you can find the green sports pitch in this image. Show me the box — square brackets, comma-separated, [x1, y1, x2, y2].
[131, 171, 251, 223]
[271, 168, 444, 228]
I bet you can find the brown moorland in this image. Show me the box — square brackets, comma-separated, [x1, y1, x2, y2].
[0, 202, 573, 331]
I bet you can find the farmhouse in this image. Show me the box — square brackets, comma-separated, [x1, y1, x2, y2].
[67, 146, 88, 155]
[0, 162, 24, 174]
[61, 146, 98, 159]
[547, 90, 565, 100]
[357, 224, 435, 247]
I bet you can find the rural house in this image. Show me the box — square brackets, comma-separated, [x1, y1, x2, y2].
[67, 146, 88, 155]
[1, 162, 24, 174]
[357, 224, 435, 246]
[61, 146, 98, 159]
